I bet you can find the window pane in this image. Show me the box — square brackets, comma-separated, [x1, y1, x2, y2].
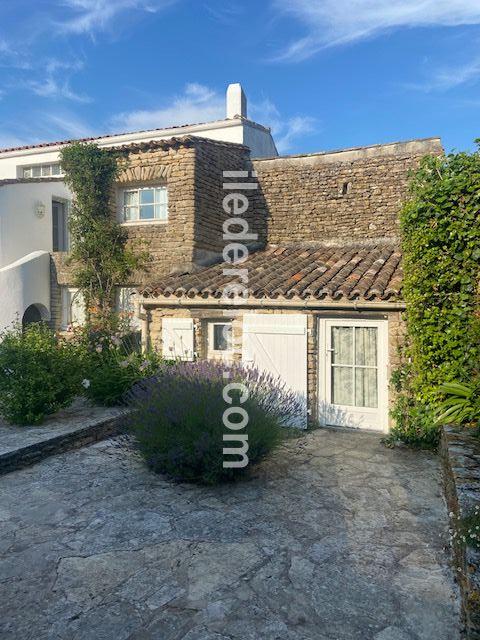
[51, 164, 61, 175]
[355, 368, 378, 408]
[139, 204, 155, 219]
[41, 165, 51, 176]
[124, 191, 138, 206]
[23, 167, 32, 178]
[154, 204, 167, 220]
[155, 187, 167, 203]
[332, 366, 354, 406]
[32, 166, 41, 177]
[332, 327, 353, 365]
[140, 189, 154, 204]
[213, 323, 232, 351]
[355, 327, 377, 366]
[124, 206, 137, 221]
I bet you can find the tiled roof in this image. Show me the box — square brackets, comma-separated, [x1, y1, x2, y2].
[0, 117, 269, 154]
[142, 242, 403, 302]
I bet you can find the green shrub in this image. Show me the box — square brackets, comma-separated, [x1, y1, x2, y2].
[392, 146, 480, 446]
[72, 321, 164, 406]
[0, 323, 80, 425]
[127, 361, 301, 484]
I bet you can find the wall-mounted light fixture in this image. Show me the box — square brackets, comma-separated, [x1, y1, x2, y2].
[34, 201, 46, 219]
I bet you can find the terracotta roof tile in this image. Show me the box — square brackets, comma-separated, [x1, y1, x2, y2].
[141, 242, 403, 302]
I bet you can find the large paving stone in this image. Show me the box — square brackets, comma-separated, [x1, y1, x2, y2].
[0, 429, 460, 639]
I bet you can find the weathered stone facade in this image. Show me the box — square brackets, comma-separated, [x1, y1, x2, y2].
[251, 138, 443, 243]
[49, 134, 441, 430]
[145, 302, 405, 428]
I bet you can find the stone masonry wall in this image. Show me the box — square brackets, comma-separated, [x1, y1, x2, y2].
[252, 138, 443, 243]
[192, 142, 263, 264]
[116, 141, 197, 283]
[148, 305, 404, 428]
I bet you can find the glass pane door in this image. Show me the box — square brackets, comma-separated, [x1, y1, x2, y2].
[331, 326, 378, 408]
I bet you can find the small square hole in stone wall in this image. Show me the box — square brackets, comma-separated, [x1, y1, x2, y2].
[340, 181, 352, 196]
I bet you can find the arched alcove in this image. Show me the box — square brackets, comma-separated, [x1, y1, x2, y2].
[22, 303, 49, 329]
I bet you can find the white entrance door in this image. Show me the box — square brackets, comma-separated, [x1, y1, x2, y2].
[318, 318, 388, 432]
[242, 314, 308, 427]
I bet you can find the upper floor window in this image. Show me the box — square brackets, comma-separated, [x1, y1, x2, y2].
[122, 186, 168, 223]
[22, 163, 62, 178]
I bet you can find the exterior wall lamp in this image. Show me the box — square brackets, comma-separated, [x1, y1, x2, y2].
[34, 201, 46, 219]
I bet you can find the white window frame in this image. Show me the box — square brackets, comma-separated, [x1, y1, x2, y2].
[61, 288, 85, 329]
[208, 321, 233, 355]
[317, 317, 389, 432]
[21, 163, 63, 179]
[120, 185, 168, 224]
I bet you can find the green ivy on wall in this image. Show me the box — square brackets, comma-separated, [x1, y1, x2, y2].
[390, 145, 480, 447]
[60, 143, 148, 328]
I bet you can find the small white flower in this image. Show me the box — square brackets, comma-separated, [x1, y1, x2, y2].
[449, 512, 454, 518]
[82, 379, 90, 389]
[95, 345, 103, 353]
[119, 360, 129, 368]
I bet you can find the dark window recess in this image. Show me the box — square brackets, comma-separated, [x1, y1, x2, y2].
[52, 201, 68, 251]
[341, 182, 352, 196]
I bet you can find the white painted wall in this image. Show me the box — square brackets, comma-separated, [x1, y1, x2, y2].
[0, 251, 50, 332]
[243, 122, 278, 158]
[0, 119, 278, 179]
[0, 182, 71, 268]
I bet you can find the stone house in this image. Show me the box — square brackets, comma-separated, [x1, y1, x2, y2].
[0, 81, 443, 431]
[0, 84, 276, 332]
[130, 136, 443, 431]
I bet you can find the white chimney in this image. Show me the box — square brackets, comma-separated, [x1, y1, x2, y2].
[226, 83, 247, 119]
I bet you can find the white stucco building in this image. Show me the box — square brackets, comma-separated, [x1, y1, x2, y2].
[0, 83, 277, 332]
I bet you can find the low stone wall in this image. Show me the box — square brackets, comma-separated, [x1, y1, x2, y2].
[441, 425, 480, 638]
[0, 406, 128, 475]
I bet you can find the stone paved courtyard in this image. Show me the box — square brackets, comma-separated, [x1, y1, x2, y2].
[0, 429, 459, 640]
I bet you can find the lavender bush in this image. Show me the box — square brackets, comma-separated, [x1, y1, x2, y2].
[127, 360, 303, 484]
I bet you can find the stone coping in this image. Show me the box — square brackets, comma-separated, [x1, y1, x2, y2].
[0, 399, 128, 475]
[441, 425, 480, 639]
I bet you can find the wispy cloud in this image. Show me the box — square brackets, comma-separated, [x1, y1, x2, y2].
[0, 38, 31, 70]
[26, 59, 92, 103]
[45, 112, 94, 138]
[112, 84, 316, 152]
[111, 83, 225, 131]
[407, 56, 480, 92]
[250, 98, 317, 152]
[205, 2, 245, 26]
[57, 0, 177, 35]
[272, 0, 480, 61]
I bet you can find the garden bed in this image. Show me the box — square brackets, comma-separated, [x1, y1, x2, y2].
[441, 425, 480, 638]
[0, 398, 127, 475]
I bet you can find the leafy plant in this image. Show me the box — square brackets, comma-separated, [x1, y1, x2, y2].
[127, 361, 302, 484]
[60, 143, 148, 329]
[71, 317, 164, 406]
[435, 381, 480, 429]
[392, 145, 480, 446]
[0, 323, 81, 425]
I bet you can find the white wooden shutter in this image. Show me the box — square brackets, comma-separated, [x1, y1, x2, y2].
[162, 318, 194, 361]
[242, 314, 308, 427]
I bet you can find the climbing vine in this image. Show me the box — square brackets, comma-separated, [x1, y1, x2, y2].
[60, 143, 148, 328]
[390, 145, 480, 447]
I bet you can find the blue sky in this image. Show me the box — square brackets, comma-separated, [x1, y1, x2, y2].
[1, 0, 480, 154]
